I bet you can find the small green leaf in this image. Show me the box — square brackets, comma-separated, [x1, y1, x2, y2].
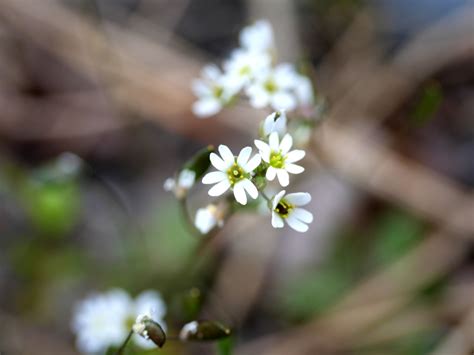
[183, 146, 215, 180]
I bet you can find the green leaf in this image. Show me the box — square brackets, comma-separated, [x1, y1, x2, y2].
[217, 336, 234, 355]
[183, 146, 215, 180]
[410, 81, 443, 126]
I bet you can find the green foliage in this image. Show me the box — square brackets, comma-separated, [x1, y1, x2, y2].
[410, 81, 443, 126]
[217, 336, 234, 355]
[369, 209, 424, 267]
[22, 179, 81, 238]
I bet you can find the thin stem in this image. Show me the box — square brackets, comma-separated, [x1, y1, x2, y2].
[116, 330, 134, 355]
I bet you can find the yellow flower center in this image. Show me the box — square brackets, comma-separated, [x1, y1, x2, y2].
[213, 86, 224, 98]
[264, 79, 277, 93]
[227, 163, 247, 186]
[270, 151, 285, 169]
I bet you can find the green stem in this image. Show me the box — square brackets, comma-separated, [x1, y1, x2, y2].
[116, 330, 134, 355]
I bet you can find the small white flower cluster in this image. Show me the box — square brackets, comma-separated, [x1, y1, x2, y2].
[192, 20, 315, 117]
[71, 289, 166, 354]
[200, 111, 313, 233]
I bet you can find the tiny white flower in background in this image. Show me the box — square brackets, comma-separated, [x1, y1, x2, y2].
[271, 190, 313, 232]
[192, 64, 237, 118]
[246, 63, 299, 111]
[239, 20, 274, 53]
[195, 204, 225, 234]
[262, 110, 287, 137]
[255, 132, 305, 187]
[72, 289, 166, 354]
[223, 49, 271, 91]
[179, 320, 199, 341]
[72, 289, 132, 354]
[294, 75, 315, 107]
[164, 169, 196, 199]
[202, 145, 261, 205]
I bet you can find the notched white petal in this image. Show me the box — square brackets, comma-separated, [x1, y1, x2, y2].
[233, 182, 248, 205]
[286, 214, 309, 232]
[285, 192, 311, 206]
[202, 171, 226, 184]
[208, 180, 231, 197]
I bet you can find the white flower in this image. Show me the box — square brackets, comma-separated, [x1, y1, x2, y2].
[192, 64, 237, 118]
[239, 20, 274, 53]
[246, 63, 299, 111]
[255, 132, 305, 187]
[262, 110, 287, 137]
[202, 145, 261, 205]
[164, 169, 196, 199]
[195, 204, 224, 234]
[223, 49, 271, 91]
[72, 289, 167, 354]
[271, 190, 313, 232]
[72, 289, 132, 354]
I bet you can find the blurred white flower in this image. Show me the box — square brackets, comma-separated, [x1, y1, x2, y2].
[192, 64, 237, 118]
[294, 75, 314, 107]
[255, 132, 305, 187]
[262, 110, 287, 137]
[271, 190, 313, 232]
[202, 145, 261, 205]
[72, 289, 131, 354]
[194, 204, 225, 234]
[164, 169, 196, 199]
[246, 64, 299, 111]
[72, 289, 166, 354]
[239, 20, 274, 53]
[223, 49, 271, 91]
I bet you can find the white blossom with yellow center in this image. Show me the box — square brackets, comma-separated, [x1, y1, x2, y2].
[254, 132, 305, 187]
[202, 145, 261, 205]
[272, 190, 313, 232]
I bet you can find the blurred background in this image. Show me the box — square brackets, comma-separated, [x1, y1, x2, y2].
[0, 0, 474, 354]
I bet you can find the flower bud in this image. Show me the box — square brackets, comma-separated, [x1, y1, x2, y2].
[133, 315, 166, 348]
[179, 320, 231, 342]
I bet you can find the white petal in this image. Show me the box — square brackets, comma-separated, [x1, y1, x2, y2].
[202, 64, 221, 81]
[241, 179, 258, 199]
[274, 63, 298, 88]
[233, 181, 247, 205]
[237, 146, 252, 167]
[178, 170, 196, 188]
[262, 111, 287, 137]
[276, 169, 290, 187]
[271, 91, 297, 111]
[279, 134, 293, 155]
[243, 154, 261, 173]
[210, 152, 229, 171]
[272, 190, 286, 209]
[266, 166, 277, 181]
[208, 179, 231, 197]
[285, 150, 305, 163]
[285, 192, 311, 206]
[191, 79, 211, 96]
[218, 145, 235, 166]
[195, 208, 217, 234]
[192, 98, 221, 118]
[269, 131, 279, 151]
[293, 208, 313, 224]
[271, 212, 284, 228]
[285, 163, 304, 174]
[247, 85, 270, 108]
[202, 171, 227, 184]
[254, 140, 271, 162]
[286, 214, 309, 232]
